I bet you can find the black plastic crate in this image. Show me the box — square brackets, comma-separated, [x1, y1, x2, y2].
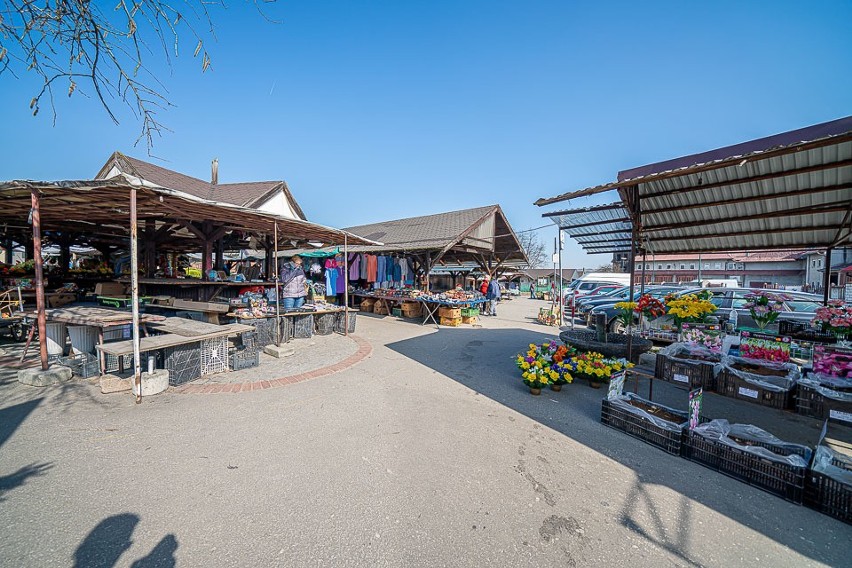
[253, 318, 277, 346]
[720, 372, 793, 409]
[291, 314, 314, 339]
[162, 342, 202, 386]
[278, 317, 293, 343]
[314, 312, 336, 336]
[658, 354, 718, 391]
[779, 321, 836, 343]
[229, 347, 260, 371]
[601, 398, 687, 456]
[239, 331, 259, 351]
[805, 468, 852, 525]
[684, 431, 810, 504]
[333, 310, 357, 334]
[797, 383, 852, 425]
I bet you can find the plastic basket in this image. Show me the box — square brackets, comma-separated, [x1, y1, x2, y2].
[796, 383, 852, 425]
[804, 456, 852, 525]
[657, 354, 718, 391]
[163, 342, 201, 386]
[250, 318, 277, 346]
[239, 331, 259, 351]
[290, 314, 314, 339]
[314, 312, 336, 335]
[392, 307, 403, 318]
[229, 347, 260, 371]
[333, 310, 357, 334]
[60, 353, 100, 379]
[720, 372, 793, 409]
[684, 431, 810, 504]
[461, 308, 480, 317]
[104, 352, 133, 374]
[200, 336, 229, 376]
[600, 398, 687, 456]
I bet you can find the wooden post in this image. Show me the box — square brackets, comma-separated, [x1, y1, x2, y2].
[626, 185, 639, 361]
[130, 188, 142, 404]
[201, 222, 213, 281]
[58, 238, 71, 275]
[1, 239, 11, 264]
[343, 233, 349, 336]
[215, 238, 225, 271]
[274, 223, 281, 346]
[31, 188, 49, 371]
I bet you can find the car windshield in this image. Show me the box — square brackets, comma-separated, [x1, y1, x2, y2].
[785, 300, 821, 312]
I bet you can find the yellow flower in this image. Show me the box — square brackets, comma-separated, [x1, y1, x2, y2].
[522, 362, 530, 369]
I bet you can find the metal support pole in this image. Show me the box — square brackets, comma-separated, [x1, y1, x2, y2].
[343, 233, 349, 336]
[30, 188, 48, 371]
[274, 223, 281, 346]
[558, 230, 563, 326]
[626, 186, 639, 361]
[130, 188, 142, 404]
[823, 247, 833, 306]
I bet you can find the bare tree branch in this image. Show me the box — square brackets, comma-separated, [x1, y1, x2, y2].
[0, 0, 274, 152]
[518, 231, 547, 268]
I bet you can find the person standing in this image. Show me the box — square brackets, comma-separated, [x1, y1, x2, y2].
[279, 255, 308, 309]
[485, 276, 501, 317]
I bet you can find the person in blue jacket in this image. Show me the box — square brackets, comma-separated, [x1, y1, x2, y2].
[485, 276, 501, 316]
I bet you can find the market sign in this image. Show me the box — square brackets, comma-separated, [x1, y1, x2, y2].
[680, 323, 722, 352]
[740, 330, 791, 363]
[688, 388, 703, 430]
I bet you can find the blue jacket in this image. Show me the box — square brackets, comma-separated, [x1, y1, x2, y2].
[486, 279, 501, 300]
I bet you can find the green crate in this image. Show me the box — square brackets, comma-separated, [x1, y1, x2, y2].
[461, 308, 480, 317]
[392, 308, 403, 317]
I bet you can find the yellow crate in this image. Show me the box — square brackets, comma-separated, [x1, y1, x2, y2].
[462, 316, 478, 325]
[440, 316, 462, 327]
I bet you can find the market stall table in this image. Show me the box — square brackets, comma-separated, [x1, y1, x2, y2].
[417, 297, 487, 326]
[126, 278, 276, 302]
[19, 306, 166, 373]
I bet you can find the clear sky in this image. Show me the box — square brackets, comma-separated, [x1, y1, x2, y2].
[1, 0, 850, 268]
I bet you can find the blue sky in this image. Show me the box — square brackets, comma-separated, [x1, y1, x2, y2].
[1, 0, 850, 268]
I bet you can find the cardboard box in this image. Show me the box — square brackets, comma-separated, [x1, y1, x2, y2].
[438, 307, 461, 319]
[401, 302, 422, 317]
[94, 282, 126, 296]
[172, 299, 230, 313]
[440, 316, 462, 327]
[462, 316, 478, 325]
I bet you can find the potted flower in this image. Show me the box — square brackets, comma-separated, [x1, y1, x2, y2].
[665, 292, 717, 331]
[549, 361, 573, 391]
[613, 301, 638, 333]
[516, 343, 553, 395]
[812, 300, 852, 346]
[743, 291, 788, 330]
[570, 352, 634, 388]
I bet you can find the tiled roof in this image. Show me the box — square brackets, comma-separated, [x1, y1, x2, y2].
[345, 206, 497, 250]
[95, 152, 306, 219]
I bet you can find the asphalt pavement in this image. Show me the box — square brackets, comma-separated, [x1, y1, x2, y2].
[0, 297, 850, 567]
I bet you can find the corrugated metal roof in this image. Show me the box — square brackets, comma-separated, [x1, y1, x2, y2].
[543, 203, 634, 254]
[538, 117, 852, 255]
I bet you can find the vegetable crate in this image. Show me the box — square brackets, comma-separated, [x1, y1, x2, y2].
[333, 310, 357, 334]
[391, 308, 403, 318]
[600, 398, 687, 456]
[59, 353, 100, 379]
[229, 347, 260, 371]
[796, 383, 852, 425]
[439, 316, 462, 327]
[461, 308, 480, 317]
[200, 337, 229, 376]
[683, 431, 810, 504]
[804, 456, 852, 525]
[163, 342, 202, 386]
[291, 314, 314, 338]
[719, 372, 792, 410]
[314, 312, 336, 335]
[656, 354, 718, 391]
[359, 298, 376, 312]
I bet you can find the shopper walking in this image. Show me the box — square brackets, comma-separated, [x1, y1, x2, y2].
[485, 276, 501, 316]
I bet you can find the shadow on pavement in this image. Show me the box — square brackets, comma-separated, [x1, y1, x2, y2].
[0, 462, 53, 502]
[0, 398, 42, 450]
[73, 514, 177, 568]
[386, 326, 849, 567]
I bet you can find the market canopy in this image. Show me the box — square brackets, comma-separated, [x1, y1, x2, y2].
[340, 205, 528, 274]
[0, 180, 378, 249]
[536, 116, 852, 255]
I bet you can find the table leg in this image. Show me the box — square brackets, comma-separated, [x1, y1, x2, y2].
[19, 323, 36, 363]
[98, 329, 106, 375]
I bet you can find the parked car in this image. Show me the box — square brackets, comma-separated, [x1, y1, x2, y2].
[585, 286, 695, 332]
[616, 287, 825, 337]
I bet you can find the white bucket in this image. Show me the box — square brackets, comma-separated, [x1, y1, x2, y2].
[68, 325, 99, 355]
[45, 322, 68, 356]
